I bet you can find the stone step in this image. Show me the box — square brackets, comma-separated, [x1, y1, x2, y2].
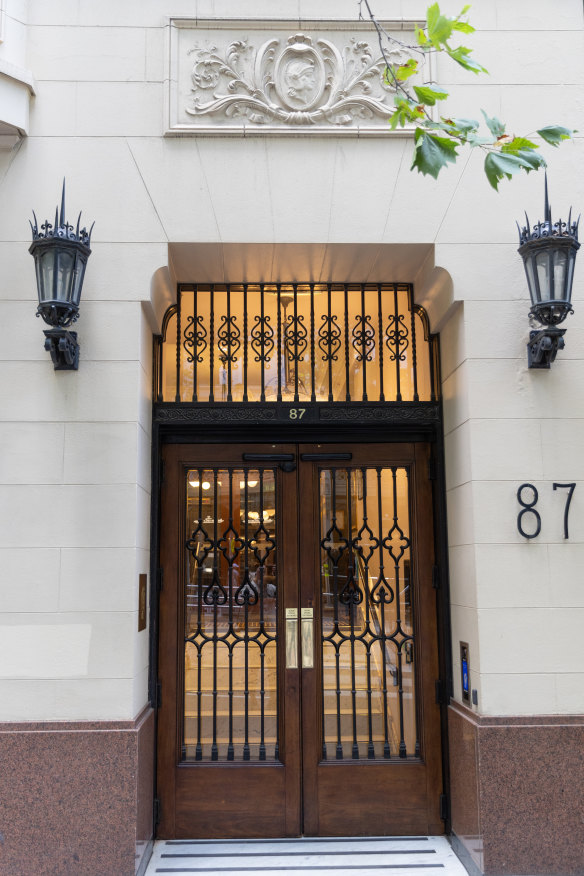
[145, 836, 468, 876]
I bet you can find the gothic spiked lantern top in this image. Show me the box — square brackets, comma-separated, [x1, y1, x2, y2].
[517, 178, 580, 328]
[29, 181, 94, 329]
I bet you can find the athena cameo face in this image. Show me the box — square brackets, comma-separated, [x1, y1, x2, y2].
[275, 43, 325, 111]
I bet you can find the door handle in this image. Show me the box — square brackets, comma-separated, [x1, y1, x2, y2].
[301, 608, 314, 669]
[285, 608, 298, 669]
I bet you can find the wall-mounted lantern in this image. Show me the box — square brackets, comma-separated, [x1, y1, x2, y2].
[517, 177, 580, 369]
[29, 181, 94, 370]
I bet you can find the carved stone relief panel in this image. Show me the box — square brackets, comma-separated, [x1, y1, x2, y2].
[167, 19, 428, 137]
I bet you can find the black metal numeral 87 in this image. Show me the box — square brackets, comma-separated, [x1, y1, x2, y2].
[517, 482, 576, 540]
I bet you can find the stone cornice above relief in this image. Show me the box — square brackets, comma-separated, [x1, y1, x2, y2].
[167, 19, 429, 137]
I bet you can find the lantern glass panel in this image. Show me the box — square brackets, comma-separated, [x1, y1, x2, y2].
[566, 253, 576, 303]
[525, 256, 538, 304]
[71, 256, 87, 307]
[57, 249, 75, 304]
[39, 250, 55, 302]
[552, 250, 568, 299]
[536, 250, 551, 301]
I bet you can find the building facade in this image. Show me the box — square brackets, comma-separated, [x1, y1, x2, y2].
[0, 1, 583, 874]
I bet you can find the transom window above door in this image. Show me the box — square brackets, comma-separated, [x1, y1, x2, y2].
[155, 284, 440, 406]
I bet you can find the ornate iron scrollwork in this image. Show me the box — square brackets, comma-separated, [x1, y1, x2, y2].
[352, 314, 376, 362]
[217, 314, 241, 364]
[284, 313, 308, 361]
[385, 313, 409, 361]
[250, 314, 275, 362]
[318, 313, 342, 361]
[183, 314, 207, 363]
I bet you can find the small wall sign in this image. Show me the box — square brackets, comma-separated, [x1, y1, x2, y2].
[460, 642, 470, 704]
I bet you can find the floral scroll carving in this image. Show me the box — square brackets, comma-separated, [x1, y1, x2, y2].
[182, 30, 412, 131]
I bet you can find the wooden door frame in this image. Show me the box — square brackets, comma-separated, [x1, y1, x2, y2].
[148, 417, 453, 836]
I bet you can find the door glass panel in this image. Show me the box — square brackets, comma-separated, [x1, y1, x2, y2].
[320, 466, 418, 761]
[183, 468, 279, 762]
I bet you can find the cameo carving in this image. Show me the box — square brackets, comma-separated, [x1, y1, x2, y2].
[182, 30, 414, 131]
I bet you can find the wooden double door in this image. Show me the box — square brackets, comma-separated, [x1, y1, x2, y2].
[157, 441, 443, 838]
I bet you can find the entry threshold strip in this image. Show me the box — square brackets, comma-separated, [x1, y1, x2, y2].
[147, 837, 468, 875]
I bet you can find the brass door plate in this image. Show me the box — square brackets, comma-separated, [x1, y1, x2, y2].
[138, 574, 147, 631]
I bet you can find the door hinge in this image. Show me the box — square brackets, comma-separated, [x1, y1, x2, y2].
[439, 793, 449, 821]
[435, 679, 447, 705]
[428, 456, 437, 480]
[432, 565, 440, 590]
[156, 567, 164, 594]
[153, 797, 161, 827]
[156, 679, 162, 709]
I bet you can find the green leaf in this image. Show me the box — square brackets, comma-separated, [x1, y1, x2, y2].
[416, 26, 428, 46]
[482, 110, 505, 138]
[452, 21, 475, 34]
[443, 117, 479, 134]
[467, 133, 494, 147]
[411, 129, 459, 179]
[484, 151, 542, 190]
[537, 125, 574, 146]
[501, 136, 538, 153]
[426, 3, 454, 46]
[448, 45, 488, 74]
[395, 58, 419, 81]
[513, 149, 547, 171]
[413, 85, 449, 106]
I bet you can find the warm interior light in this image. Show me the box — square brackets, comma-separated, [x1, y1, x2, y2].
[247, 511, 260, 519]
[240, 480, 258, 488]
[189, 478, 212, 489]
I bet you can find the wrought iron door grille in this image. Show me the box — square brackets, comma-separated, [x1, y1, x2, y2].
[319, 465, 419, 761]
[183, 466, 279, 762]
[156, 284, 439, 405]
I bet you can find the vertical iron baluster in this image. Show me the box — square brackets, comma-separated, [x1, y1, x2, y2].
[260, 287, 266, 402]
[258, 469, 266, 760]
[195, 467, 204, 760]
[192, 290, 198, 402]
[293, 284, 299, 402]
[344, 285, 350, 401]
[361, 469, 375, 759]
[226, 286, 233, 402]
[277, 285, 282, 402]
[175, 289, 181, 402]
[429, 331, 436, 402]
[377, 467, 391, 759]
[211, 470, 219, 760]
[273, 466, 280, 761]
[393, 285, 402, 402]
[209, 286, 215, 403]
[243, 477, 250, 761]
[361, 286, 368, 402]
[331, 471, 343, 760]
[392, 466, 407, 758]
[410, 291, 419, 402]
[347, 470, 359, 759]
[243, 285, 249, 402]
[227, 469, 235, 761]
[310, 286, 316, 402]
[327, 286, 334, 402]
[377, 285, 385, 402]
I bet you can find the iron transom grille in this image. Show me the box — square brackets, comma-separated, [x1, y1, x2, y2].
[155, 283, 439, 409]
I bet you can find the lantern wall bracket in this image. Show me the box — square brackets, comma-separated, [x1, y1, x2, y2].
[527, 327, 566, 369]
[43, 328, 79, 371]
